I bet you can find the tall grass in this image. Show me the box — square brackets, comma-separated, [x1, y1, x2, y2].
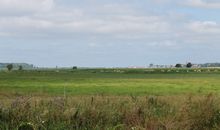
[1, 94, 220, 130]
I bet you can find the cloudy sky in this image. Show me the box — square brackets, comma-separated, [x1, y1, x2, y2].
[0, 0, 220, 67]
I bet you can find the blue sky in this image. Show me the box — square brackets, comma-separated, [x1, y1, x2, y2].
[0, 0, 220, 67]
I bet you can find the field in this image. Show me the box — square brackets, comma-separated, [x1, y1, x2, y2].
[1, 68, 220, 96]
[1, 68, 220, 129]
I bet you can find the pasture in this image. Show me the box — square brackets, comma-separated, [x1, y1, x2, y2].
[1, 68, 220, 96]
[1, 68, 220, 129]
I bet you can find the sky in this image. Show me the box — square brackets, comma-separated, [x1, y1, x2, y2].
[0, 0, 220, 67]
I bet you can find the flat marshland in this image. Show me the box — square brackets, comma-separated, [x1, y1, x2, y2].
[1, 68, 220, 129]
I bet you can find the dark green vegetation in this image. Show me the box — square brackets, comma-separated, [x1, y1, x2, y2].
[1, 68, 220, 129]
[0, 63, 34, 70]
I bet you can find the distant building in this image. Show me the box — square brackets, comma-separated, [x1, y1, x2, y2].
[191, 64, 201, 68]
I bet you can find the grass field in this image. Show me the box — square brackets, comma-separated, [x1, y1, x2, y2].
[1, 68, 220, 129]
[0, 68, 220, 96]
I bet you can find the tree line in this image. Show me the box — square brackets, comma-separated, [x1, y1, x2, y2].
[175, 62, 192, 68]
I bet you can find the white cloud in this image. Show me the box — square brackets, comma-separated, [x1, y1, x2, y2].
[0, 32, 11, 37]
[152, 0, 172, 4]
[187, 21, 220, 33]
[149, 40, 177, 47]
[88, 42, 100, 47]
[97, 4, 135, 15]
[0, 0, 54, 14]
[172, 20, 220, 44]
[1, 0, 219, 47]
[0, 14, 170, 38]
[185, 0, 220, 9]
[0, 17, 53, 30]
[0, 1, 172, 39]
[94, 15, 170, 34]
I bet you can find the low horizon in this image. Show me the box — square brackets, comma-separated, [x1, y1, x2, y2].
[1, 61, 220, 68]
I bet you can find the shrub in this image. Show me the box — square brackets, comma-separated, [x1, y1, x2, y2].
[6, 64, 13, 71]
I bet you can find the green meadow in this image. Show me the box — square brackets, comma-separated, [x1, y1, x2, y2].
[0, 68, 220, 96]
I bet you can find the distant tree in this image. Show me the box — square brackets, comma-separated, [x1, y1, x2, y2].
[186, 62, 192, 68]
[175, 64, 182, 68]
[7, 64, 13, 71]
[72, 66, 77, 70]
[18, 65, 23, 71]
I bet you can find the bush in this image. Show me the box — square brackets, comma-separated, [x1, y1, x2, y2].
[175, 64, 182, 68]
[6, 64, 13, 71]
[186, 62, 192, 68]
[72, 66, 77, 70]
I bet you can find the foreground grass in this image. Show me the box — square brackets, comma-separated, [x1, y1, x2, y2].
[1, 94, 220, 130]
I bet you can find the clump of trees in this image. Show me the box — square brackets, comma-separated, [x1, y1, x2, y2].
[175, 62, 193, 68]
[6, 64, 13, 71]
[175, 64, 182, 68]
[5, 64, 24, 71]
[18, 65, 23, 71]
[186, 62, 192, 68]
[72, 66, 77, 70]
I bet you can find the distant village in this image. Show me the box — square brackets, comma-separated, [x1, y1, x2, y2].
[147, 63, 200, 68]
[1, 62, 220, 70]
[129, 63, 220, 69]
